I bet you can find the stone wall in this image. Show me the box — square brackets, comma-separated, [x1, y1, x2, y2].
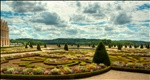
[0, 19, 10, 47]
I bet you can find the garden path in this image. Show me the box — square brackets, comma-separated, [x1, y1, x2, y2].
[80, 70, 150, 80]
[1, 51, 42, 57]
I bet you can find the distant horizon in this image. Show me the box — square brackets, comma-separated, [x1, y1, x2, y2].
[10, 38, 150, 42]
[1, 1, 150, 41]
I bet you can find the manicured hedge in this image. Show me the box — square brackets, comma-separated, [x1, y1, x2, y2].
[1, 66, 110, 79]
[111, 66, 150, 74]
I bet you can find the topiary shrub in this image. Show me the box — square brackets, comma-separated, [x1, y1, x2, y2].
[117, 44, 122, 50]
[58, 44, 61, 47]
[146, 44, 149, 49]
[25, 44, 28, 48]
[29, 41, 33, 48]
[108, 44, 111, 48]
[125, 45, 127, 48]
[37, 44, 41, 50]
[129, 45, 132, 48]
[64, 43, 68, 51]
[89, 44, 91, 47]
[77, 44, 80, 48]
[134, 44, 138, 48]
[92, 44, 95, 48]
[140, 44, 143, 49]
[92, 42, 110, 66]
[44, 44, 47, 48]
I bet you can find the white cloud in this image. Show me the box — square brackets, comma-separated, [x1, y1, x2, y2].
[1, 1, 149, 41]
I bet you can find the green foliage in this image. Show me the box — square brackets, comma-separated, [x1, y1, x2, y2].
[44, 44, 47, 48]
[29, 41, 33, 48]
[117, 44, 122, 50]
[25, 44, 28, 48]
[108, 44, 111, 48]
[146, 44, 149, 49]
[92, 42, 111, 66]
[89, 44, 91, 47]
[57, 44, 61, 47]
[129, 45, 132, 48]
[114, 45, 116, 47]
[58, 44, 61, 47]
[134, 44, 138, 48]
[64, 43, 68, 51]
[37, 44, 41, 50]
[125, 45, 127, 48]
[140, 44, 143, 49]
[101, 39, 111, 45]
[77, 44, 80, 48]
[92, 44, 95, 48]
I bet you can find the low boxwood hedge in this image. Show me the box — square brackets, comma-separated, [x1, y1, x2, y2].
[111, 66, 150, 74]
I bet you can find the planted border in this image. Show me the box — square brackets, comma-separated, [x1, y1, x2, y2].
[111, 66, 150, 74]
[1, 66, 110, 79]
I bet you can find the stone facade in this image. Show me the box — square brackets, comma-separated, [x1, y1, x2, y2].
[0, 19, 10, 47]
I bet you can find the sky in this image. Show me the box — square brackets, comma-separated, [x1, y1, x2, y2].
[1, 1, 150, 41]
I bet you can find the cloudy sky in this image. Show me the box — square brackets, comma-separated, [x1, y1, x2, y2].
[1, 1, 150, 41]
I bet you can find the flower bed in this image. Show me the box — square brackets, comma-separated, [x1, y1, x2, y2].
[0, 51, 111, 79]
[1, 66, 110, 79]
[111, 61, 150, 73]
[1, 63, 110, 79]
[109, 53, 150, 57]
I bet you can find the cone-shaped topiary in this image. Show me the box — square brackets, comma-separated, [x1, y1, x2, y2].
[117, 44, 122, 50]
[29, 41, 33, 48]
[108, 44, 111, 48]
[89, 44, 91, 47]
[44, 44, 47, 48]
[37, 44, 41, 50]
[92, 42, 110, 66]
[77, 44, 80, 48]
[58, 44, 61, 47]
[129, 45, 132, 48]
[64, 43, 68, 51]
[140, 44, 143, 49]
[146, 44, 149, 49]
[125, 45, 127, 48]
[134, 44, 138, 48]
[92, 44, 95, 48]
[25, 44, 28, 48]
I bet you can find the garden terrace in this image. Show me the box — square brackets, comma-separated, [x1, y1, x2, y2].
[1, 45, 150, 79]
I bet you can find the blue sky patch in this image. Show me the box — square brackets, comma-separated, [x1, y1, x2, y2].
[141, 20, 150, 22]
[71, 22, 89, 26]
[136, 4, 150, 10]
[141, 24, 149, 27]
[127, 24, 137, 31]
[1, 11, 32, 18]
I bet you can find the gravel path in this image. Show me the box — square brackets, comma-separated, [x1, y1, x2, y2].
[80, 70, 150, 80]
[1, 51, 41, 57]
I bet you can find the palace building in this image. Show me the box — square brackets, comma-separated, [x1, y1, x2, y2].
[0, 19, 10, 47]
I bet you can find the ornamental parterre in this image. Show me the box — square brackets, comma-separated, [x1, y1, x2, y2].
[1, 53, 107, 75]
[1, 63, 106, 75]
